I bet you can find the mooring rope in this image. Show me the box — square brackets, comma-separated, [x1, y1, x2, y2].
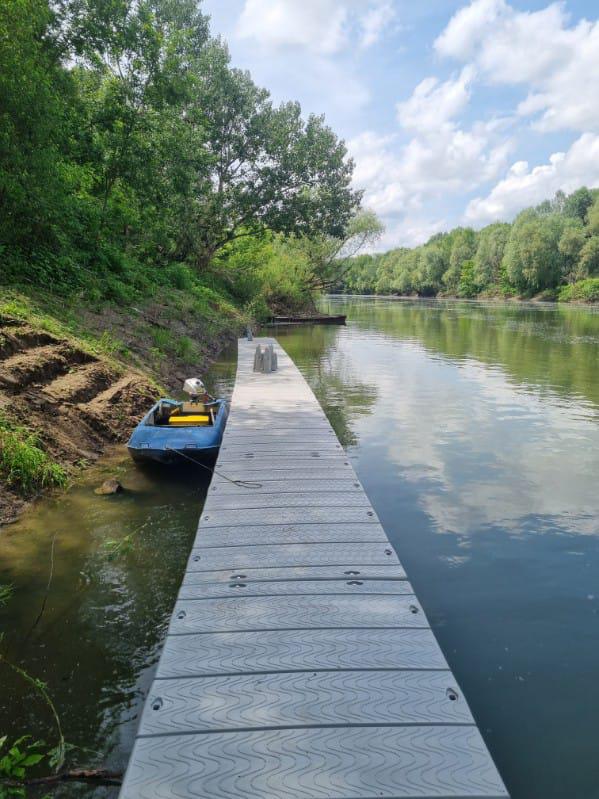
[171, 447, 262, 489]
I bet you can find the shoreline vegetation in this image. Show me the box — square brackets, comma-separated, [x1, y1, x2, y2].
[336, 187, 599, 304]
[332, 289, 599, 306]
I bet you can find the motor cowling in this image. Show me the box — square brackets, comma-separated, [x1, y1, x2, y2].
[183, 378, 206, 401]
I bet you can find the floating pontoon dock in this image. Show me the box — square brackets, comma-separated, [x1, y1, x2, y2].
[120, 337, 508, 799]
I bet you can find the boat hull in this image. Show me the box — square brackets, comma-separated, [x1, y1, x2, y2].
[127, 445, 220, 465]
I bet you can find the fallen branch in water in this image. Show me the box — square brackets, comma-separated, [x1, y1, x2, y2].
[3, 768, 122, 788]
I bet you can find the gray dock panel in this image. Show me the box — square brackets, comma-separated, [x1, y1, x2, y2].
[120, 337, 508, 799]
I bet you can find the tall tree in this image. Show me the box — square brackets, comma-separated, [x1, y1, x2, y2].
[443, 227, 476, 292]
[0, 0, 71, 252]
[563, 186, 594, 222]
[503, 211, 568, 293]
[576, 237, 599, 279]
[299, 210, 383, 291]
[176, 40, 361, 269]
[473, 223, 510, 290]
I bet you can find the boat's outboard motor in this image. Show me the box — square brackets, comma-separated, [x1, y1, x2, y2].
[183, 377, 211, 404]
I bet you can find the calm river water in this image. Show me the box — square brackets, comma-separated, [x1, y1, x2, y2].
[1, 297, 599, 798]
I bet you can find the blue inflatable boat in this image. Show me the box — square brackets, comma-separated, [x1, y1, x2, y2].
[127, 397, 228, 465]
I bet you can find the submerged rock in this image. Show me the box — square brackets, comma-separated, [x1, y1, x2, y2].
[95, 478, 124, 495]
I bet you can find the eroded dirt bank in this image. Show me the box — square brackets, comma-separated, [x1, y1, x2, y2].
[0, 315, 160, 524]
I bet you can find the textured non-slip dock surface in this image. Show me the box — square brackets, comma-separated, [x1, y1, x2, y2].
[120, 337, 508, 799]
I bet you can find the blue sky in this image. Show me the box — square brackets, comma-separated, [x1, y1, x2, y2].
[203, 0, 599, 249]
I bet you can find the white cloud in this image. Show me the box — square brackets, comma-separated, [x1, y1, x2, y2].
[399, 124, 511, 193]
[236, 0, 396, 54]
[226, 0, 599, 246]
[435, 0, 599, 133]
[360, 2, 396, 49]
[347, 65, 511, 239]
[434, 0, 506, 60]
[466, 133, 599, 223]
[349, 116, 511, 246]
[237, 0, 348, 54]
[396, 67, 475, 133]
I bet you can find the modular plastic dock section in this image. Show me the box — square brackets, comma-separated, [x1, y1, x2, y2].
[120, 337, 509, 799]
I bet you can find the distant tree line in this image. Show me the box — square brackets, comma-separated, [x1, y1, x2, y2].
[0, 0, 362, 303]
[337, 187, 599, 302]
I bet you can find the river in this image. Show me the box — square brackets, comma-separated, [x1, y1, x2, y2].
[1, 297, 599, 798]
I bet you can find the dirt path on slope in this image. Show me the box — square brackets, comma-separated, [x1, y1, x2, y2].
[0, 316, 157, 525]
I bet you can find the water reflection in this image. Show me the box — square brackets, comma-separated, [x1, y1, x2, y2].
[279, 297, 599, 799]
[276, 325, 377, 448]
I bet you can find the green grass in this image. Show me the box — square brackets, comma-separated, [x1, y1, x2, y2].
[559, 277, 599, 303]
[0, 413, 67, 495]
[175, 336, 196, 361]
[150, 326, 176, 351]
[0, 584, 13, 607]
[0, 290, 129, 363]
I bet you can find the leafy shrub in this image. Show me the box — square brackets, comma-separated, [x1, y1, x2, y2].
[165, 264, 195, 291]
[0, 415, 67, 495]
[0, 584, 13, 607]
[559, 278, 599, 303]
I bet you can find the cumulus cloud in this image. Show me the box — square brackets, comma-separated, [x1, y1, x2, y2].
[348, 114, 511, 246]
[434, 0, 506, 60]
[237, 0, 395, 54]
[237, 0, 348, 54]
[400, 124, 511, 193]
[347, 66, 512, 239]
[397, 67, 475, 132]
[466, 133, 599, 223]
[347, 133, 445, 248]
[360, 2, 396, 49]
[435, 0, 599, 132]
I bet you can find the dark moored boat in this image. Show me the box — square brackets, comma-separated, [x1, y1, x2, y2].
[268, 314, 346, 325]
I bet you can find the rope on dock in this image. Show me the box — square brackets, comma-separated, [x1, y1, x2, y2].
[171, 448, 262, 489]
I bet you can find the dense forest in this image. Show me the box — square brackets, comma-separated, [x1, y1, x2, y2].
[0, 0, 384, 315]
[337, 187, 599, 303]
